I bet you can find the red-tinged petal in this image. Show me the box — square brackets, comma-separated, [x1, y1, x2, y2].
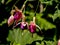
[14, 11, 22, 22]
[20, 22, 28, 30]
[58, 39, 60, 45]
[8, 15, 14, 26]
[29, 21, 36, 33]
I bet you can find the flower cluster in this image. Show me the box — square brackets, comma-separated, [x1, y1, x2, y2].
[13, 21, 36, 33]
[8, 8, 23, 26]
[7, 6, 40, 34]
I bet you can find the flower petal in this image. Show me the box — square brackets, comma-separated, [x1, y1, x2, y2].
[8, 15, 14, 26]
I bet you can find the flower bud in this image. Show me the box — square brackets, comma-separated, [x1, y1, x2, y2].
[14, 10, 22, 22]
[58, 39, 60, 45]
[20, 22, 28, 30]
[8, 15, 14, 26]
[29, 21, 36, 33]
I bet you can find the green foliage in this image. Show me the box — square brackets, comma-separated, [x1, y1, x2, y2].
[48, 9, 60, 21]
[0, 19, 7, 26]
[5, 0, 12, 5]
[7, 28, 43, 45]
[36, 42, 41, 45]
[36, 15, 56, 30]
[25, 11, 56, 30]
[39, 0, 53, 5]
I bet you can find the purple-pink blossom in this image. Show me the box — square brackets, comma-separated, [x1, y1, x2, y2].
[14, 11, 22, 22]
[29, 21, 36, 33]
[20, 22, 28, 30]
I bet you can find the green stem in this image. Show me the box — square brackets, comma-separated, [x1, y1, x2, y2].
[40, 3, 43, 13]
[43, 4, 47, 12]
[34, 0, 39, 16]
[33, 17, 35, 23]
[33, 0, 39, 23]
[12, 0, 20, 10]
[13, 0, 28, 11]
[57, 4, 59, 16]
[21, 0, 28, 11]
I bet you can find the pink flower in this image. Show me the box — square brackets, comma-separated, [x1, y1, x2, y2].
[8, 15, 14, 26]
[14, 11, 22, 22]
[29, 21, 36, 33]
[58, 39, 60, 45]
[20, 22, 28, 30]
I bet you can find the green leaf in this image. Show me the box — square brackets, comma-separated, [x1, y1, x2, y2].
[39, 0, 45, 2]
[39, 0, 53, 5]
[48, 10, 60, 21]
[36, 42, 40, 45]
[36, 15, 56, 30]
[6, 0, 12, 5]
[54, 0, 58, 2]
[7, 28, 44, 45]
[0, 19, 7, 26]
[25, 11, 56, 30]
[45, 41, 57, 45]
[28, 0, 35, 1]
[45, 41, 53, 45]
